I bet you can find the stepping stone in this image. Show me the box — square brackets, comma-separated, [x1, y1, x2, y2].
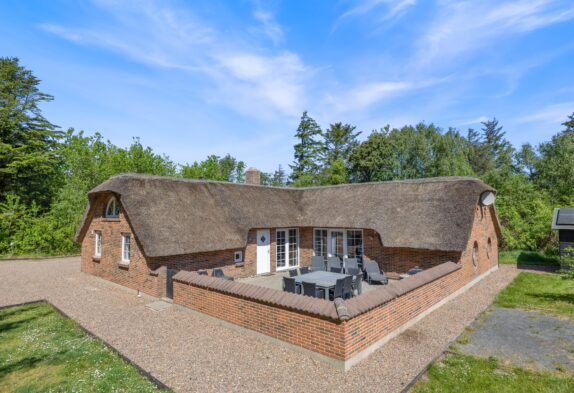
[146, 301, 172, 312]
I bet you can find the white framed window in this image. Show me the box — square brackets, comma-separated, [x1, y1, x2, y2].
[105, 197, 120, 218]
[276, 228, 299, 270]
[121, 234, 131, 263]
[94, 231, 102, 257]
[234, 250, 243, 263]
[313, 228, 363, 259]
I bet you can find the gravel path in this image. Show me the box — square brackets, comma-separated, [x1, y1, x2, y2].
[0, 258, 518, 393]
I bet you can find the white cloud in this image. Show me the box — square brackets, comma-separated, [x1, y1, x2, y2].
[514, 102, 574, 124]
[39, 0, 308, 119]
[416, 0, 574, 67]
[253, 9, 284, 45]
[337, 0, 416, 25]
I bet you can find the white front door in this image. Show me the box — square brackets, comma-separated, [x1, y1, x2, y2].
[256, 229, 271, 274]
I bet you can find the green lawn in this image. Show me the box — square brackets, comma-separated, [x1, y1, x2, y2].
[495, 272, 574, 321]
[0, 302, 170, 392]
[412, 353, 574, 393]
[499, 250, 560, 266]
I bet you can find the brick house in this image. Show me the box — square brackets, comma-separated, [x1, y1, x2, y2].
[76, 171, 501, 367]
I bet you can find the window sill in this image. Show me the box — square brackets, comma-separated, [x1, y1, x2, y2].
[234, 262, 244, 268]
[92, 256, 101, 262]
[102, 218, 120, 222]
[118, 261, 130, 269]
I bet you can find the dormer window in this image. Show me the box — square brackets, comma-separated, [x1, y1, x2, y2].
[105, 197, 120, 218]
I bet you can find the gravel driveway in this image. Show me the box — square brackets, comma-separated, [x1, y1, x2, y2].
[0, 257, 517, 393]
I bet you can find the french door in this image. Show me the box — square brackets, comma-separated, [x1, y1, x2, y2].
[314, 228, 363, 259]
[276, 229, 299, 270]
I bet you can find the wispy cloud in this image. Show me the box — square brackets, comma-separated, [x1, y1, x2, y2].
[336, 0, 416, 26]
[415, 0, 574, 67]
[252, 9, 284, 45]
[514, 102, 574, 124]
[39, 0, 307, 119]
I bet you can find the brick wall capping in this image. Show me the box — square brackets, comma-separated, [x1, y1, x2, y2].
[344, 261, 461, 318]
[173, 261, 460, 321]
[173, 271, 340, 320]
[148, 265, 165, 276]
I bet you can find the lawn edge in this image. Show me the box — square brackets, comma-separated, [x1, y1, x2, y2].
[0, 300, 171, 391]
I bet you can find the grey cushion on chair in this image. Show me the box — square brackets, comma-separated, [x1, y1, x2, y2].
[311, 256, 325, 271]
[344, 258, 358, 272]
[327, 257, 341, 272]
[364, 261, 388, 285]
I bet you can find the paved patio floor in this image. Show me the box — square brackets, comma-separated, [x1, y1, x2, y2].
[238, 270, 381, 294]
[0, 257, 518, 393]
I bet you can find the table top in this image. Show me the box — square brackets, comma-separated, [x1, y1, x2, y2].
[294, 271, 349, 288]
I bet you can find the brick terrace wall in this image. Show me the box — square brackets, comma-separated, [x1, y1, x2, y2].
[173, 204, 499, 362]
[174, 281, 346, 359]
[342, 204, 499, 358]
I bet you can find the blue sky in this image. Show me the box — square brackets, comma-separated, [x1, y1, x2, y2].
[1, 0, 573, 172]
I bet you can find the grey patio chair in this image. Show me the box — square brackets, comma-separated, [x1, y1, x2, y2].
[352, 272, 363, 296]
[299, 266, 310, 275]
[212, 268, 234, 281]
[288, 269, 298, 277]
[327, 256, 341, 272]
[364, 261, 388, 285]
[330, 267, 343, 274]
[329, 276, 353, 300]
[197, 270, 208, 276]
[302, 282, 325, 298]
[343, 257, 358, 273]
[311, 256, 325, 271]
[283, 277, 298, 294]
[346, 267, 361, 276]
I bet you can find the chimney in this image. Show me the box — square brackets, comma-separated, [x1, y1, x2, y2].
[245, 167, 261, 185]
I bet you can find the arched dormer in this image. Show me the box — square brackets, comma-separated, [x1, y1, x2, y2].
[105, 197, 120, 218]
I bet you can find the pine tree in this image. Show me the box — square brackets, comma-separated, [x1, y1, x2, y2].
[0, 57, 62, 207]
[289, 111, 323, 186]
[481, 118, 514, 173]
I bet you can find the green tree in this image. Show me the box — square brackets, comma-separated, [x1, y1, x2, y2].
[515, 143, 538, 178]
[0, 57, 62, 206]
[481, 118, 514, 173]
[290, 111, 323, 186]
[180, 154, 245, 182]
[534, 117, 574, 205]
[262, 165, 287, 186]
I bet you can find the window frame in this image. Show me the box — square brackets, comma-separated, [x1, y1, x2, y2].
[105, 197, 120, 218]
[275, 228, 299, 271]
[121, 233, 131, 263]
[94, 231, 102, 257]
[312, 228, 363, 259]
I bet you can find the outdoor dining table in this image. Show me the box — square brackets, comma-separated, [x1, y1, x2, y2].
[294, 271, 349, 300]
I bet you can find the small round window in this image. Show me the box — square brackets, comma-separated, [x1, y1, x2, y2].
[472, 241, 479, 270]
[487, 238, 492, 259]
[105, 197, 120, 218]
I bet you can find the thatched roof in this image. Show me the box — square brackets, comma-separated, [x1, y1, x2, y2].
[76, 174, 499, 257]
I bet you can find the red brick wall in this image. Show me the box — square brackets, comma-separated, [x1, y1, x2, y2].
[81, 194, 165, 297]
[172, 204, 499, 362]
[174, 281, 346, 359]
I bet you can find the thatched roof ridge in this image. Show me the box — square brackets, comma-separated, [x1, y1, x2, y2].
[76, 174, 497, 257]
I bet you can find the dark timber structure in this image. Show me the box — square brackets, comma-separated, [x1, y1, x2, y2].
[552, 208, 574, 260]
